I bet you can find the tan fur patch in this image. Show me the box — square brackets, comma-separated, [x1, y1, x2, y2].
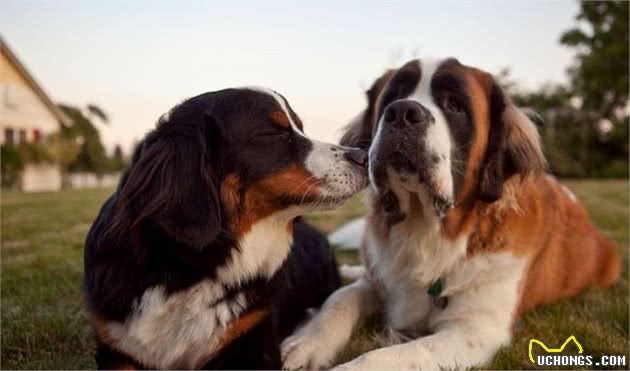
[222, 166, 319, 236]
[221, 173, 242, 216]
[461, 69, 491, 199]
[269, 111, 290, 127]
[219, 308, 268, 347]
[90, 312, 118, 348]
[89, 312, 140, 370]
[196, 308, 269, 368]
[440, 68, 493, 240]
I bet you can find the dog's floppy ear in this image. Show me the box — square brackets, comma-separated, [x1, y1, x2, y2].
[340, 70, 394, 148]
[339, 110, 370, 148]
[113, 113, 223, 249]
[479, 79, 547, 202]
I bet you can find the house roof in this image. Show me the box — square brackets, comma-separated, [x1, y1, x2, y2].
[0, 35, 71, 126]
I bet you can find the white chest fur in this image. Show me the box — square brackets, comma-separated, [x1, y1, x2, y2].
[106, 214, 295, 369]
[217, 213, 294, 287]
[106, 280, 246, 369]
[365, 217, 527, 335]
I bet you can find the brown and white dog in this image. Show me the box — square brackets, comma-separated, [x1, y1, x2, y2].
[281, 58, 620, 370]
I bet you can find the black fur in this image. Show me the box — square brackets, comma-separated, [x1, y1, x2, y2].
[84, 89, 341, 369]
[204, 220, 341, 369]
[478, 81, 508, 202]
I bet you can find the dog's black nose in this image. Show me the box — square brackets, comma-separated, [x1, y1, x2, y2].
[344, 148, 368, 168]
[383, 100, 429, 126]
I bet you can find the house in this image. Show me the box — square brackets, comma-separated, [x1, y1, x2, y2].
[0, 36, 70, 192]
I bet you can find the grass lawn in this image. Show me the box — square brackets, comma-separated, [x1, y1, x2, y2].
[1, 180, 628, 369]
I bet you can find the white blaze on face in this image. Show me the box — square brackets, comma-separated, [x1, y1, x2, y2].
[244, 87, 330, 175]
[408, 58, 454, 200]
[368, 113, 385, 193]
[244, 86, 366, 199]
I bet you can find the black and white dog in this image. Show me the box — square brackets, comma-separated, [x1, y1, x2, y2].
[84, 87, 368, 369]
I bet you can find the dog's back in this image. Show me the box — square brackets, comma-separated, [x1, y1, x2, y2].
[514, 176, 620, 314]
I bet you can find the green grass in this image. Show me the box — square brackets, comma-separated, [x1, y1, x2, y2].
[1, 180, 628, 369]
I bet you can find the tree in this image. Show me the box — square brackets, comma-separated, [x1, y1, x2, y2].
[45, 133, 81, 173]
[506, 1, 628, 178]
[58, 104, 109, 174]
[1, 145, 23, 188]
[560, 1, 629, 120]
[108, 144, 127, 171]
[86, 104, 110, 125]
[558, 0, 629, 177]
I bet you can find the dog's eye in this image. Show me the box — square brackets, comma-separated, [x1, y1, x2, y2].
[442, 94, 466, 115]
[259, 130, 289, 138]
[257, 129, 293, 145]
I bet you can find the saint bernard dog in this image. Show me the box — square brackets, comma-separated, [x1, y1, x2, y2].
[84, 87, 369, 369]
[281, 58, 620, 370]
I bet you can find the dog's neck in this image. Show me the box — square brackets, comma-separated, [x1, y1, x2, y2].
[367, 188, 469, 285]
[217, 209, 300, 288]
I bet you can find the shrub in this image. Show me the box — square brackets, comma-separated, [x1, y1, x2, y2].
[1, 145, 24, 188]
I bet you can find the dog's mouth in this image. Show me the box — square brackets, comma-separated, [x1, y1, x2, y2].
[430, 193, 454, 218]
[316, 173, 369, 207]
[285, 191, 359, 210]
[287, 172, 369, 209]
[371, 153, 454, 218]
[382, 183, 454, 220]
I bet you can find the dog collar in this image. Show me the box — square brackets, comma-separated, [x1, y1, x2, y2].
[428, 279, 443, 297]
[428, 279, 448, 309]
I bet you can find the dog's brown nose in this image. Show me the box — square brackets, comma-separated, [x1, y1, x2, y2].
[344, 148, 368, 168]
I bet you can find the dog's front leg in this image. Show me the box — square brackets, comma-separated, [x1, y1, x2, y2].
[334, 319, 511, 371]
[281, 278, 380, 370]
[334, 278, 520, 370]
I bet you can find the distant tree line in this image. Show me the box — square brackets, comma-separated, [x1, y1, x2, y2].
[507, 0, 628, 178]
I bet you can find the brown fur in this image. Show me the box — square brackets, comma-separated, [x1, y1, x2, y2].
[269, 111, 290, 127]
[90, 313, 140, 370]
[442, 67, 547, 240]
[353, 59, 619, 320]
[448, 66, 617, 315]
[91, 313, 118, 350]
[466, 175, 619, 315]
[221, 166, 319, 236]
[196, 309, 270, 368]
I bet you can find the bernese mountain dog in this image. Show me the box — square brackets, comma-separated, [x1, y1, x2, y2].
[83, 87, 368, 369]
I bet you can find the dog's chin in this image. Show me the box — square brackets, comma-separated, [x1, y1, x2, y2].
[296, 177, 369, 211]
[318, 183, 369, 209]
[311, 195, 353, 209]
[299, 193, 356, 212]
[393, 177, 454, 219]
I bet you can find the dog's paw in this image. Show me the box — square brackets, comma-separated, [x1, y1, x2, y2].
[332, 349, 392, 371]
[281, 328, 338, 370]
[333, 343, 437, 371]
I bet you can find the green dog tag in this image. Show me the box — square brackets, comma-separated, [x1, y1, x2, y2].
[428, 279, 443, 297]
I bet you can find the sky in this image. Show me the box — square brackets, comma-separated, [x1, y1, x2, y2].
[1, 0, 580, 154]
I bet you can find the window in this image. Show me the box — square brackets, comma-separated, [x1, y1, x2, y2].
[33, 129, 41, 143]
[19, 129, 27, 144]
[4, 128, 15, 146]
